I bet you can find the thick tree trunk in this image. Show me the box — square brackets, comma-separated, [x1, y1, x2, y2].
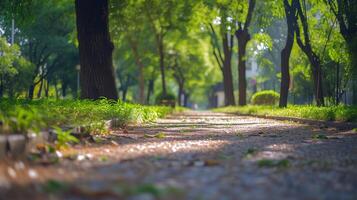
[75, 0, 118, 100]
[279, 0, 296, 107]
[222, 34, 235, 106]
[158, 39, 167, 96]
[235, 29, 250, 106]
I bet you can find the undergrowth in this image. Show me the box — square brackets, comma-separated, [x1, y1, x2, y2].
[213, 105, 357, 122]
[0, 98, 177, 135]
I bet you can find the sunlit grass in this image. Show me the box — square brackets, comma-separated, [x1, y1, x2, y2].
[0, 98, 176, 135]
[213, 105, 357, 122]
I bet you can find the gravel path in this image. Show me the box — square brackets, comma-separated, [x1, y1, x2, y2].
[1, 111, 357, 200]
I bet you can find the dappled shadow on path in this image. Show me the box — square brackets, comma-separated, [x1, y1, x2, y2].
[1, 111, 357, 200]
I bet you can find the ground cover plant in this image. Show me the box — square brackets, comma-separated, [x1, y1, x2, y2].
[213, 105, 357, 122]
[0, 99, 176, 135]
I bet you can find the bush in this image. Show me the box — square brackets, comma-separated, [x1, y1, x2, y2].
[155, 92, 176, 107]
[251, 90, 280, 105]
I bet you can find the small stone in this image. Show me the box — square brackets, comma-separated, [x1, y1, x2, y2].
[7, 167, 16, 178]
[77, 154, 85, 161]
[14, 161, 25, 170]
[193, 160, 204, 167]
[28, 169, 38, 179]
[56, 151, 63, 158]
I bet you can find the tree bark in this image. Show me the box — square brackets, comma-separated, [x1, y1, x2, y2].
[37, 78, 43, 98]
[146, 79, 154, 104]
[222, 33, 235, 106]
[235, 0, 255, 106]
[177, 82, 184, 106]
[183, 92, 189, 107]
[209, 23, 235, 106]
[324, 0, 357, 104]
[28, 84, 35, 99]
[236, 29, 250, 106]
[62, 82, 67, 98]
[0, 76, 3, 98]
[279, 0, 297, 107]
[122, 88, 127, 101]
[128, 36, 145, 104]
[295, 0, 324, 106]
[158, 37, 167, 96]
[75, 0, 118, 100]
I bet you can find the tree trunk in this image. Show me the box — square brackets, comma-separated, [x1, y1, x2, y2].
[62, 82, 67, 98]
[128, 37, 145, 104]
[309, 55, 324, 106]
[0, 76, 3, 98]
[158, 38, 167, 96]
[279, 0, 296, 107]
[75, 0, 118, 100]
[37, 79, 43, 98]
[183, 92, 189, 107]
[45, 79, 49, 97]
[146, 79, 154, 104]
[235, 29, 250, 106]
[222, 34, 235, 106]
[178, 82, 184, 106]
[122, 88, 127, 101]
[335, 62, 340, 105]
[28, 84, 35, 99]
[295, 0, 324, 106]
[347, 40, 357, 105]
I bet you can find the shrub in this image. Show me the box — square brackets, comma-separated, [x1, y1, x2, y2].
[155, 92, 176, 107]
[251, 90, 280, 105]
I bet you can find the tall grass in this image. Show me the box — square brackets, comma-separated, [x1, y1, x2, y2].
[213, 105, 357, 122]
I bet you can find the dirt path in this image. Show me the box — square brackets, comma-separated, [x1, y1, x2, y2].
[1, 111, 357, 200]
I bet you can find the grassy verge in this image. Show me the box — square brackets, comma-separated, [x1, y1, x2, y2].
[0, 98, 178, 134]
[213, 105, 357, 122]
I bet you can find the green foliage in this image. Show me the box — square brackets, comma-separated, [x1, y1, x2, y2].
[251, 90, 280, 105]
[42, 180, 69, 194]
[312, 134, 328, 140]
[213, 105, 357, 122]
[53, 126, 79, 148]
[155, 92, 176, 104]
[244, 148, 258, 158]
[0, 99, 175, 135]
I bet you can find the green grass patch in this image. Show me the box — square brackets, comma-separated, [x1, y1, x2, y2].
[244, 148, 258, 158]
[213, 105, 357, 122]
[0, 98, 175, 135]
[312, 134, 328, 140]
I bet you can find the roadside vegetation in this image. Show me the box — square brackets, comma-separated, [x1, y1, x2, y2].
[213, 105, 357, 122]
[0, 99, 177, 135]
